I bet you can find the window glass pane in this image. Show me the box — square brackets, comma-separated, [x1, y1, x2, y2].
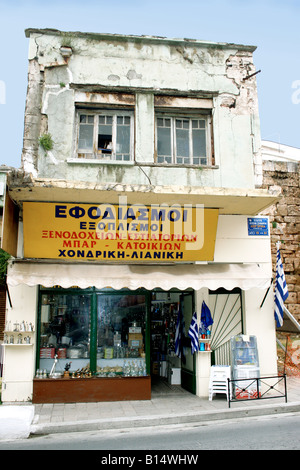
[78, 112, 134, 159]
[116, 123, 130, 155]
[156, 115, 209, 165]
[157, 127, 171, 157]
[176, 127, 189, 158]
[97, 294, 147, 377]
[192, 128, 206, 157]
[79, 124, 93, 150]
[39, 293, 91, 376]
[177, 156, 190, 165]
[98, 119, 113, 154]
[157, 156, 172, 163]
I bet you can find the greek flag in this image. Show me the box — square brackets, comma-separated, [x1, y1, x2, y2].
[274, 243, 289, 328]
[188, 311, 199, 354]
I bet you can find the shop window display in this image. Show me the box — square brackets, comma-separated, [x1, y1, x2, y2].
[39, 293, 91, 376]
[97, 294, 147, 377]
[37, 290, 147, 378]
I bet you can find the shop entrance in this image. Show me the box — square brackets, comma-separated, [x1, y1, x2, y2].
[150, 290, 195, 395]
[35, 286, 195, 402]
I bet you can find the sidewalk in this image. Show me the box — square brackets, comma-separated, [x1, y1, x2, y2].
[1, 376, 300, 440]
[30, 376, 300, 437]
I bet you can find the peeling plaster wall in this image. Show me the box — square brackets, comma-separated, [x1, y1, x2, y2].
[22, 30, 262, 189]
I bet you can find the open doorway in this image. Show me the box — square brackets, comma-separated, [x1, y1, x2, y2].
[150, 289, 195, 396]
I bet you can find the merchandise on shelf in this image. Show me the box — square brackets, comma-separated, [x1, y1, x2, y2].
[230, 335, 260, 399]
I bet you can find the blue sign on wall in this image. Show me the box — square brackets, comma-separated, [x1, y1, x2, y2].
[247, 217, 269, 236]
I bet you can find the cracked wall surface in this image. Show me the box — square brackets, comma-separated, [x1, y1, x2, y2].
[21, 29, 262, 189]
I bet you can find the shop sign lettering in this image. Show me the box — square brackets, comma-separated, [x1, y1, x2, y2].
[23, 199, 219, 262]
[247, 217, 269, 236]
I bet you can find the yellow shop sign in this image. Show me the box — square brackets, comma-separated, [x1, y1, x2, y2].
[23, 202, 219, 262]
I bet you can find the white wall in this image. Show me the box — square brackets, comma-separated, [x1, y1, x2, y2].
[214, 215, 271, 263]
[195, 288, 211, 397]
[2, 284, 38, 402]
[243, 288, 278, 376]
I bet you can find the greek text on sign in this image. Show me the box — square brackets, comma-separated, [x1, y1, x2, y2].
[247, 217, 269, 236]
[23, 200, 219, 262]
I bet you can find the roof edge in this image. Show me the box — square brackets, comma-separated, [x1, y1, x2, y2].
[24, 28, 257, 52]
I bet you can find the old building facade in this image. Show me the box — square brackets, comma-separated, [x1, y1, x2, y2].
[2, 29, 281, 403]
[261, 141, 300, 323]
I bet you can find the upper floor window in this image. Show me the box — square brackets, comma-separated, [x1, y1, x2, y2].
[77, 110, 134, 161]
[156, 114, 211, 166]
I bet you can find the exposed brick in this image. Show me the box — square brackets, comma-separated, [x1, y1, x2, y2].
[263, 160, 300, 319]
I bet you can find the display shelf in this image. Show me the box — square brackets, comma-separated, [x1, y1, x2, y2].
[4, 330, 35, 334]
[199, 338, 212, 352]
[4, 330, 34, 346]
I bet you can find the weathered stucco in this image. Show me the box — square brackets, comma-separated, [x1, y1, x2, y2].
[2, 31, 281, 404]
[21, 28, 262, 189]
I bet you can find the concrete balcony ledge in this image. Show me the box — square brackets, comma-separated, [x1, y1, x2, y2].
[7, 174, 281, 215]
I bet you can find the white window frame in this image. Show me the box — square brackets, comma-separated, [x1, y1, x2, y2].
[76, 109, 134, 161]
[155, 112, 212, 166]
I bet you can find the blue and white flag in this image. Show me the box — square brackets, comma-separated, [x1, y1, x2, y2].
[188, 311, 199, 354]
[274, 243, 289, 328]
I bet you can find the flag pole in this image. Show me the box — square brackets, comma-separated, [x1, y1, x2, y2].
[274, 240, 289, 328]
[283, 336, 288, 376]
[260, 278, 273, 309]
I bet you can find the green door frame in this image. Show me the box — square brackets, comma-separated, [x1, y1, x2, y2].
[180, 291, 196, 394]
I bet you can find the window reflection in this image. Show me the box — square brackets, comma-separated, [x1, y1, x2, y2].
[39, 293, 90, 375]
[97, 294, 147, 377]
[37, 292, 148, 378]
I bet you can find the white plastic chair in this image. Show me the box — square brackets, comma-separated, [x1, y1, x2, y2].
[209, 365, 232, 401]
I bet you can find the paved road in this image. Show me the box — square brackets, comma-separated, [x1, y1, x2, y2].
[1, 413, 300, 451]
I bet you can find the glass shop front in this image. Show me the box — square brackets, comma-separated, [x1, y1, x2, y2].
[33, 286, 188, 403]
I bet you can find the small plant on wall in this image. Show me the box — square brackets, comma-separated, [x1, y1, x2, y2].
[39, 133, 54, 154]
[0, 248, 10, 283]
